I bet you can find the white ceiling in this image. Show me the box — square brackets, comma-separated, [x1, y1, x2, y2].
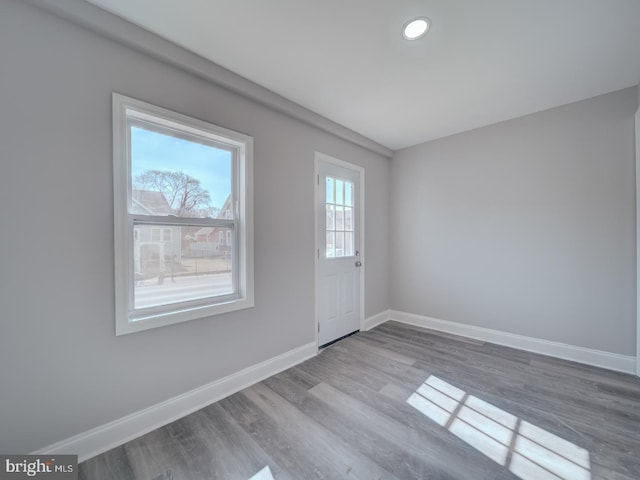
[85, 0, 640, 151]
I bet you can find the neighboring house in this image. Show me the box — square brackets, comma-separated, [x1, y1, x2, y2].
[188, 195, 233, 257]
[131, 190, 182, 276]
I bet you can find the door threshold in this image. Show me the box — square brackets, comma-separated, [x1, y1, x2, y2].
[319, 330, 359, 350]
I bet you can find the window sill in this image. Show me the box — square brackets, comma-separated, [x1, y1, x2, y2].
[115, 296, 254, 336]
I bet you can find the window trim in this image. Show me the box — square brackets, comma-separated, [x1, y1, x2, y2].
[113, 93, 254, 336]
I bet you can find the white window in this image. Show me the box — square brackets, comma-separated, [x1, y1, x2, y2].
[325, 176, 354, 258]
[113, 93, 254, 335]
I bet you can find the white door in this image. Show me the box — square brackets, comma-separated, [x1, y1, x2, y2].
[316, 155, 362, 347]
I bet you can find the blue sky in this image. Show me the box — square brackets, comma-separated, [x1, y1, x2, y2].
[130, 126, 232, 209]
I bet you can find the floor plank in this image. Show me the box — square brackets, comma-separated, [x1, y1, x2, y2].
[79, 321, 640, 480]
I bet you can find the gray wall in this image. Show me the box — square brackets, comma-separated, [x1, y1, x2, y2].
[391, 87, 637, 356]
[0, 0, 389, 452]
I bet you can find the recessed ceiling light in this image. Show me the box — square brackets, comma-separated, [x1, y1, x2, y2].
[402, 17, 431, 40]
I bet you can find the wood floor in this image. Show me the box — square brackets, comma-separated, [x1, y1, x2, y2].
[79, 321, 640, 480]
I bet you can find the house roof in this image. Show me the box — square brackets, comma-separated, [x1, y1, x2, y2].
[131, 190, 173, 215]
[217, 195, 233, 219]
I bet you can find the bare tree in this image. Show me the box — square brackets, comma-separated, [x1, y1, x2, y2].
[134, 170, 211, 216]
[201, 205, 221, 218]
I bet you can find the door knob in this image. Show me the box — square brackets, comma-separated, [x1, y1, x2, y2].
[355, 261, 362, 267]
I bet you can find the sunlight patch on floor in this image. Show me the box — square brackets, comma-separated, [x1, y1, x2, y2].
[249, 465, 274, 480]
[407, 375, 591, 480]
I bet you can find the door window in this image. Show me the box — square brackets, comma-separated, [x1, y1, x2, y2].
[325, 176, 354, 258]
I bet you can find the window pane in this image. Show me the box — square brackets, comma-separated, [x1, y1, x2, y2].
[134, 225, 234, 310]
[345, 232, 354, 257]
[326, 231, 335, 258]
[344, 207, 353, 231]
[345, 181, 353, 207]
[335, 232, 344, 257]
[326, 204, 335, 231]
[130, 123, 232, 219]
[335, 205, 344, 231]
[336, 179, 344, 205]
[326, 177, 334, 204]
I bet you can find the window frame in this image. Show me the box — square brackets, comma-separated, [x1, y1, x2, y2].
[113, 93, 254, 336]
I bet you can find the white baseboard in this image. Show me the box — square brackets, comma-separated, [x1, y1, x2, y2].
[32, 312, 636, 463]
[384, 310, 637, 375]
[363, 310, 391, 331]
[33, 342, 317, 463]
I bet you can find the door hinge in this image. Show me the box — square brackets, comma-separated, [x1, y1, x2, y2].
[317, 174, 320, 185]
[318, 323, 320, 333]
[317, 248, 320, 259]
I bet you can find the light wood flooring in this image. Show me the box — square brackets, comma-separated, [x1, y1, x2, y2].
[79, 321, 640, 479]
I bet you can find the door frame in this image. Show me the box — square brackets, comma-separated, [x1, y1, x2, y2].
[314, 152, 365, 349]
[635, 107, 640, 376]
